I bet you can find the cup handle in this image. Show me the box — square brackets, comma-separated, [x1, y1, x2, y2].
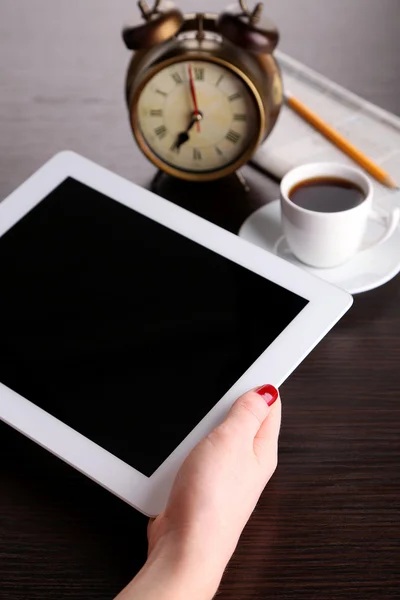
[360, 206, 400, 252]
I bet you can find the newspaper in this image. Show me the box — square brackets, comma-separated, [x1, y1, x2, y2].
[253, 51, 400, 210]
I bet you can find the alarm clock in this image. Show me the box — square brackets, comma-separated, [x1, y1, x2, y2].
[123, 0, 283, 182]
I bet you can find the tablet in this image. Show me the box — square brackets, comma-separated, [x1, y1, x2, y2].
[0, 152, 352, 516]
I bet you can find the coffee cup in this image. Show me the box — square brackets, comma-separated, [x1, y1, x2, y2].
[280, 162, 400, 269]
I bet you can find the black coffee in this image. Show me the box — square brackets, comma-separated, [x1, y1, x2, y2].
[289, 177, 365, 213]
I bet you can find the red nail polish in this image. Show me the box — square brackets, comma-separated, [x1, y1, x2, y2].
[256, 384, 279, 407]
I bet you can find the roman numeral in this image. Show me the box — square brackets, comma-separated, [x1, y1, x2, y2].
[193, 148, 202, 160]
[171, 72, 183, 84]
[194, 67, 204, 81]
[226, 130, 241, 144]
[216, 74, 224, 87]
[155, 125, 167, 139]
[233, 114, 247, 121]
[150, 109, 163, 117]
[215, 146, 223, 156]
[156, 89, 167, 97]
[228, 92, 241, 102]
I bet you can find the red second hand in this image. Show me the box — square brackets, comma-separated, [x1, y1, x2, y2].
[188, 64, 201, 133]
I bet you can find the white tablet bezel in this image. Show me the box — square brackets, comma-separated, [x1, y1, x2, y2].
[0, 151, 352, 516]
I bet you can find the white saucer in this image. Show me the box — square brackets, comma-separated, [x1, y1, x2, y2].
[238, 200, 400, 294]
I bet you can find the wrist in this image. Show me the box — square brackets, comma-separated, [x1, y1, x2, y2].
[115, 534, 224, 600]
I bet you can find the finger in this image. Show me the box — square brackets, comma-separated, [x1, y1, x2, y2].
[147, 517, 155, 536]
[253, 396, 282, 470]
[222, 385, 279, 442]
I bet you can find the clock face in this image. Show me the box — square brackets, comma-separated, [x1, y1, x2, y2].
[134, 59, 261, 177]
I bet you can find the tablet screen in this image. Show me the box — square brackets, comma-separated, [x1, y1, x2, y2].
[0, 178, 308, 476]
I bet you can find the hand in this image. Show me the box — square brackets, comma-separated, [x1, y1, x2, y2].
[148, 385, 281, 572]
[115, 385, 281, 600]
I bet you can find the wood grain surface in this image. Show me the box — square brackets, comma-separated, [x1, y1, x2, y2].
[1, 1, 399, 599]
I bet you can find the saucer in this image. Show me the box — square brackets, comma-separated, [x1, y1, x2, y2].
[238, 200, 400, 294]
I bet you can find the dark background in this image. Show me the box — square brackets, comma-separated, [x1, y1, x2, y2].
[0, 1, 399, 598]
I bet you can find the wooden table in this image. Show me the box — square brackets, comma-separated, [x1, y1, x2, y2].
[1, 1, 399, 598]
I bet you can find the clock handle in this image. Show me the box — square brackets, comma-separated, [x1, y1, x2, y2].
[137, 0, 162, 19]
[238, 0, 263, 22]
[217, 2, 279, 54]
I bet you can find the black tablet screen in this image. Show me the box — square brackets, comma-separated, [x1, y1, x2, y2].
[0, 178, 308, 476]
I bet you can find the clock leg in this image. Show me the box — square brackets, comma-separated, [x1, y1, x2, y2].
[151, 169, 165, 194]
[236, 170, 250, 193]
[151, 169, 250, 194]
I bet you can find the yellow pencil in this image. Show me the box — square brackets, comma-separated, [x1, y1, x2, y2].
[285, 93, 398, 190]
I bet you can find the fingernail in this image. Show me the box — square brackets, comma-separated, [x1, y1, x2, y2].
[256, 384, 279, 407]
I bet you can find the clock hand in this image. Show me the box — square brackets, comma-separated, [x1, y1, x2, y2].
[174, 131, 190, 150]
[188, 64, 201, 133]
[173, 112, 203, 150]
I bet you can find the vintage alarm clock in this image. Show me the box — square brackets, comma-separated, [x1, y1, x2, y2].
[123, 0, 283, 182]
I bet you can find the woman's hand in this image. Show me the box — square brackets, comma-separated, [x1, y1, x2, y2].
[115, 385, 281, 600]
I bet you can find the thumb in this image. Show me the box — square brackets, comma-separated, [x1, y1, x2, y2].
[223, 385, 279, 441]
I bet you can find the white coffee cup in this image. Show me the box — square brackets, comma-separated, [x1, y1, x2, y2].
[280, 162, 400, 269]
